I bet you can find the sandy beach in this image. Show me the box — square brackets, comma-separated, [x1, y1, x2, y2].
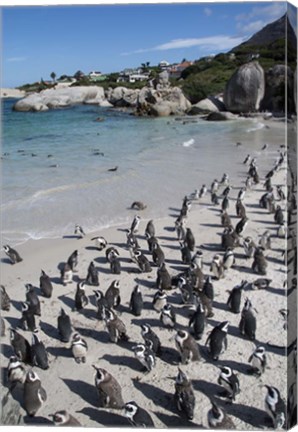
[0, 125, 293, 429]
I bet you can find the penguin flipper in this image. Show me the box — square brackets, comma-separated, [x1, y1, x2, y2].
[38, 386, 47, 403]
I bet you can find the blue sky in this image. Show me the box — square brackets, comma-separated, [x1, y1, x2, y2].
[1, 1, 296, 88]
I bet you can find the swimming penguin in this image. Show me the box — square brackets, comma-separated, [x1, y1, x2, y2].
[67, 250, 79, 272]
[86, 261, 99, 286]
[71, 332, 88, 363]
[133, 250, 152, 273]
[205, 321, 229, 361]
[160, 303, 176, 329]
[243, 236, 257, 259]
[236, 198, 246, 219]
[130, 215, 141, 233]
[259, 230, 272, 250]
[7, 356, 27, 387]
[223, 248, 235, 270]
[60, 262, 73, 286]
[251, 278, 272, 290]
[180, 241, 192, 265]
[124, 401, 155, 427]
[25, 284, 41, 316]
[57, 308, 72, 342]
[49, 410, 82, 426]
[19, 302, 37, 332]
[274, 206, 284, 225]
[235, 216, 249, 236]
[140, 324, 161, 356]
[74, 281, 89, 311]
[207, 399, 235, 429]
[189, 303, 206, 340]
[248, 346, 267, 376]
[218, 366, 240, 401]
[105, 280, 121, 309]
[92, 365, 124, 409]
[10, 329, 31, 363]
[1, 285, 11, 311]
[152, 242, 165, 267]
[91, 236, 107, 251]
[264, 385, 286, 429]
[252, 247, 268, 275]
[129, 285, 143, 316]
[174, 368, 195, 420]
[145, 219, 155, 238]
[185, 228, 195, 252]
[103, 307, 129, 343]
[23, 369, 47, 417]
[3, 245, 23, 264]
[221, 211, 232, 228]
[227, 280, 247, 313]
[239, 298, 257, 340]
[39, 270, 53, 298]
[30, 331, 49, 370]
[131, 201, 147, 211]
[133, 342, 156, 373]
[152, 290, 168, 312]
[74, 224, 85, 239]
[175, 330, 200, 364]
[210, 254, 225, 280]
[156, 262, 172, 290]
[199, 184, 207, 198]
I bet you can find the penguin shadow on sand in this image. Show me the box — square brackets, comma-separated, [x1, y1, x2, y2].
[40, 320, 62, 341]
[23, 416, 53, 426]
[62, 235, 79, 240]
[78, 407, 129, 427]
[9, 300, 23, 312]
[131, 378, 174, 413]
[192, 378, 222, 400]
[74, 326, 110, 345]
[5, 315, 23, 330]
[223, 401, 268, 429]
[153, 410, 202, 428]
[61, 378, 98, 407]
[58, 293, 75, 311]
[99, 353, 141, 372]
[1, 343, 14, 360]
[47, 345, 73, 359]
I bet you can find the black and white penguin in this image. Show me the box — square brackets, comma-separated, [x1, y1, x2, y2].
[91, 236, 107, 251]
[57, 308, 72, 342]
[7, 356, 27, 386]
[10, 329, 31, 363]
[145, 219, 155, 238]
[252, 247, 268, 275]
[274, 205, 284, 225]
[145, 232, 158, 253]
[126, 228, 140, 251]
[202, 276, 214, 302]
[210, 255, 225, 280]
[39, 270, 53, 298]
[178, 277, 195, 305]
[60, 262, 73, 285]
[259, 230, 271, 250]
[1, 317, 6, 337]
[19, 302, 37, 332]
[3, 245, 23, 264]
[199, 184, 207, 198]
[71, 332, 88, 363]
[175, 330, 201, 364]
[1, 285, 11, 311]
[222, 185, 231, 197]
[85, 261, 99, 286]
[92, 365, 124, 409]
[227, 280, 247, 313]
[276, 185, 286, 201]
[220, 173, 229, 186]
[156, 262, 172, 290]
[218, 366, 240, 401]
[207, 399, 235, 429]
[245, 176, 252, 190]
[133, 250, 152, 273]
[264, 385, 286, 429]
[103, 307, 129, 343]
[124, 401, 155, 427]
[191, 249, 204, 270]
[175, 218, 186, 241]
[221, 226, 240, 250]
[211, 179, 219, 194]
[31, 331, 49, 370]
[152, 290, 168, 312]
[129, 285, 143, 316]
[160, 303, 176, 329]
[221, 210, 232, 228]
[25, 284, 41, 316]
[180, 241, 192, 265]
[74, 281, 89, 311]
[235, 216, 249, 236]
[251, 278, 272, 290]
[237, 187, 246, 201]
[130, 215, 141, 233]
[23, 369, 47, 417]
[131, 201, 147, 210]
[243, 236, 257, 259]
[211, 192, 220, 205]
[93, 290, 109, 320]
[67, 250, 79, 272]
[277, 222, 286, 238]
[174, 368, 195, 420]
[110, 253, 122, 275]
[152, 242, 165, 267]
[239, 298, 257, 340]
[133, 342, 156, 373]
[223, 248, 235, 270]
[49, 410, 82, 426]
[185, 228, 196, 252]
[236, 198, 246, 219]
[140, 324, 161, 356]
[248, 346, 267, 376]
[205, 321, 229, 361]
[221, 195, 229, 212]
[74, 224, 85, 239]
[105, 280, 121, 309]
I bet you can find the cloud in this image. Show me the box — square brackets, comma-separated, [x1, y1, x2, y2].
[236, 2, 286, 22]
[236, 20, 265, 35]
[204, 7, 212, 17]
[6, 56, 27, 63]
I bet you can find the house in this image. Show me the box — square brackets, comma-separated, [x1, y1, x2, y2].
[89, 71, 107, 82]
[158, 60, 170, 70]
[117, 68, 149, 83]
[169, 60, 194, 79]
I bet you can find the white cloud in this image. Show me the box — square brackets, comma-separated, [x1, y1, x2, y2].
[236, 2, 286, 22]
[204, 7, 212, 17]
[236, 19, 265, 35]
[6, 56, 27, 62]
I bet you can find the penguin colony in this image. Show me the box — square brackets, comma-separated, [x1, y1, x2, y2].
[0, 140, 296, 429]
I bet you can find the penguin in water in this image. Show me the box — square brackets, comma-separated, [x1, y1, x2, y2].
[3, 245, 23, 264]
[30, 331, 49, 370]
[74, 281, 89, 311]
[123, 401, 155, 427]
[264, 385, 286, 429]
[86, 261, 99, 286]
[1, 285, 11, 311]
[205, 321, 229, 361]
[227, 280, 247, 313]
[129, 285, 143, 316]
[248, 346, 267, 376]
[10, 329, 31, 363]
[60, 262, 73, 286]
[49, 410, 82, 426]
[57, 308, 72, 342]
[25, 284, 41, 316]
[239, 298, 257, 340]
[160, 303, 176, 329]
[174, 368, 195, 421]
[67, 250, 79, 272]
[218, 366, 240, 401]
[207, 399, 235, 429]
[103, 307, 129, 343]
[133, 342, 156, 373]
[92, 365, 124, 409]
[71, 332, 88, 363]
[140, 324, 161, 356]
[7, 356, 26, 387]
[175, 330, 201, 364]
[156, 262, 172, 291]
[189, 303, 206, 340]
[152, 290, 168, 312]
[39, 270, 53, 298]
[23, 369, 47, 417]
[105, 280, 121, 309]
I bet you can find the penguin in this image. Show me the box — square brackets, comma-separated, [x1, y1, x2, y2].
[243, 154, 251, 165]
[210, 254, 225, 280]
[19, 302, 37, 332]
[71, 332, 88, 363]
[60, 262, 73, 286]
[133, 250, 152, 273]
[3, 245, 23, 264]
[205, 321, 229, 361]
[223, 248, 235, 270]
[199, 184, 207, 198]
[243, 236, 257, 259]
[25, 284, 41, 316]
[211, 192, 220, 205]
[180, 197, 192, 217]
[152, 242, 165, 267]
[39, 270, 53, 298]
[237, 187, 246, 201]
[239, 298, 257, 340]
[211, 179, 219, 194]
[274, 206, 284, 225]
[235, 216, 249, 236]
[189, 303, 206, 340]
[235, 198, 246, 219]
[160, 303, 176, 329]
[251, 278, 272, 290]
[145, 232, 158, 253]
[221, 211, 232, 228]
[175, 219, 186, 241]
[133, 342, 156, 373]
[220, 173, 229, 186]
[1, 285, 11, 311]
[264, 177, 272, 192]
[207, 399, 235, 429]
[86, 261, 99, 286]
[140, 324, 161, 356]
[156, 262, 172, 290]
[74, 224, 85, 239]
[92, 365, 124, 409]
[124, 401, 155, 427]
[91, 236, 107, 251]
[202, 276, 214, 302]
[57, 308, 72, 342]
[74, 281, 89, 311]
[152, 290, 168, 312]
[264, 385, 286, 429]
[248, 346, 267, 376]
[49, 410, 82, 426]
[110, 254, 122, 275]
[1, 317, 5, 337]
[93, 290, 109, 320]
[130, 215, 141, 233]
[131, 201, 147, 210]
[277, 222, 286, 238]
[191, 249, 204, 270]
[105, 280, 121, 309]
[252, 247, 268, 275]
[106, 246, 120, 263]
[103, 308, 129, 343]
[276, 185, 286, 201]
[31, 331, 49, 370]
[180, 241, 192, 265]
[221, 226, 240, 250]
[185, 228, 195, 252]
[259, 230, 271, 250]
[174, 368, 195, 421]
[245, 176, 252, 190]
[23, 369, 47, 417]
[188, 189, 199, 200]
[175, 330, 201, 364]
[227, 280, 247, 313]
[129, 285, 143, 316]
[126, 228, 140, 250]
[67, 250, 79, 272]
[10, 329, 31, 363]
[145, 219, 155, 238]
[218, 366, 240, 401]
[7, 356, 27, 386]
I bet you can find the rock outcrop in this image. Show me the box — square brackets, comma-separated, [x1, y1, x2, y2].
[106, 86, 139, 107]
[188, 95, 226, 114]
[136, 86, 191, 117]
[1, 88, 26, 99]
[206, 111, 238, 121]
[224, 61, 265, 113]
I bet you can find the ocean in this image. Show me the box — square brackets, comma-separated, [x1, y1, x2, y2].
[1, 98, 286, 246]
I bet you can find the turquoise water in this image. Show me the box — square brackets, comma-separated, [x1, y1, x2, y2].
[1, 98, 285, 245]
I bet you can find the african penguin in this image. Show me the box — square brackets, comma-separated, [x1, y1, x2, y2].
[86, 261, 99, 286]
[19, 302, 37, 332]
[207, 399, 235, 429]
[39, 270, 53, 298]
[49, 410, 82, 426]
[60, 262, 73, 286]
[91, 236, 107, 251]
[264, 385, 286, 429]
[189, 303, 206, 340]
[175, 330, 201, 364]
[67, 250, 79, 272]
[10, 329, 31, 363]
[7, 356, 27, 386]
[239, 298, 257, 340]
[124, 401, 155, 427]
[103, 308, 129, 343]
[25, 283, 41, 316]
[205, 321, 229, 361]
[152, 290, 167, 312]
[23, 369, 47, 417]
[57, 308, 72, 342]
[71, 332, 88, 363]
[74, 281, 89, 311]
[105, 280, 121, 309]
[3, 245, 23, 264]
[133, 343, 156, 373]
[248, 346, 267, 376]
[160, 303, 176, 329]
[174, 368, 195, 421]
[92, 365, 124, 409]
[227, 280, 247, 313]
[156, 262, 172, 291]
[31, 331, 49, 370]
[74, 224, 85, 239]
[1, 285, 11, 311]
[218, 366, 240, 401]
[129, 285, 143, 316]
[140, 324, 161, 356]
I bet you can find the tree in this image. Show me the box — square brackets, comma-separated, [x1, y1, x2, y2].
[50, 72, 56, 82]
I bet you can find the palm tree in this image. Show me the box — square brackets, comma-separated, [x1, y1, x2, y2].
[50, 72, 56, 82]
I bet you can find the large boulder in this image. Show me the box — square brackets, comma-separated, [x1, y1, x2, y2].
[1, 387, 25, 425]
[154, 70, 170, 90]
[136, 86, 191, 117]
[206, 111, 238, 121]
[224, 61, 265, 113]
[107, 87, 139, 107]
[188, 95, 226, 114]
